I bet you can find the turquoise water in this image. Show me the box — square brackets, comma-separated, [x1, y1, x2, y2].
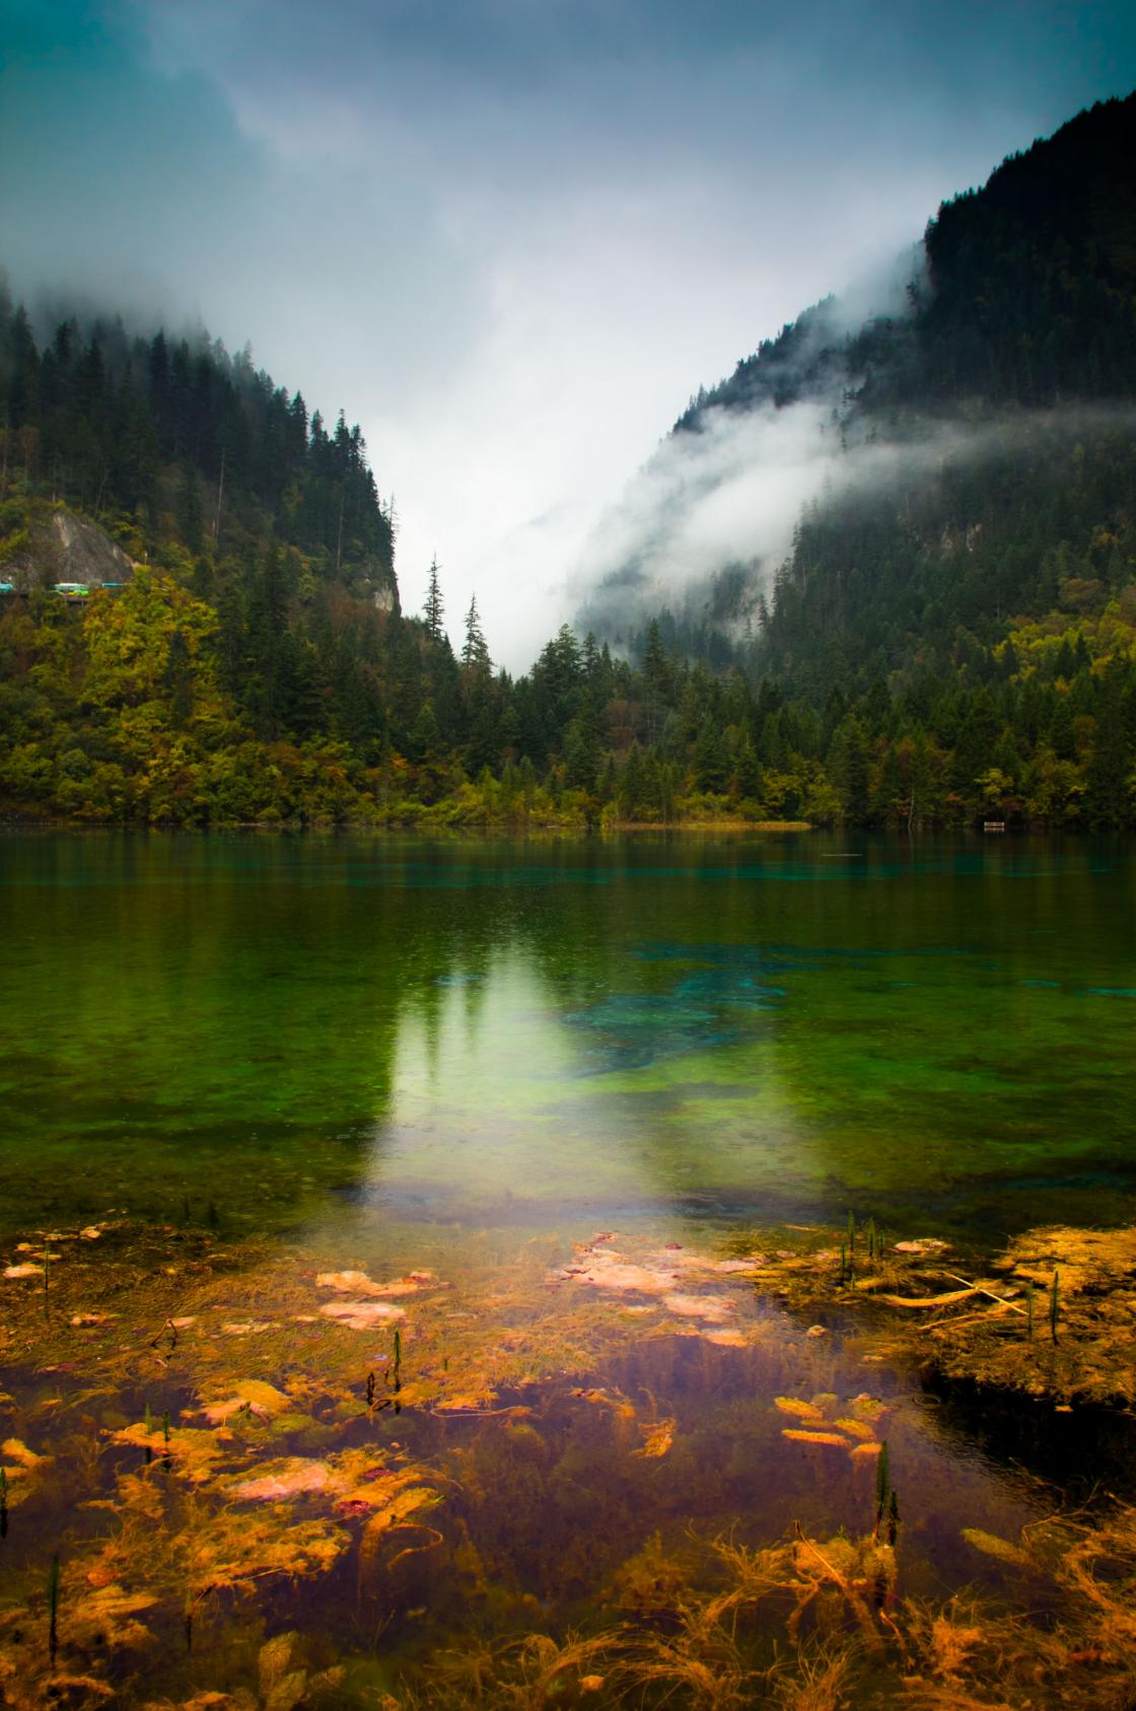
[2, 830, 1134, 1247]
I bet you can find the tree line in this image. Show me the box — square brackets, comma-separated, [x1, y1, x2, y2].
[2, 502, 1135, 827]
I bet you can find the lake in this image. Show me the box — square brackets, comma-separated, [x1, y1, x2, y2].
[1, 830, 1134, 1705]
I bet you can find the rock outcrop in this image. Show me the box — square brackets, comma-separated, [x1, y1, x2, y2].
[4, 505, 133, 590]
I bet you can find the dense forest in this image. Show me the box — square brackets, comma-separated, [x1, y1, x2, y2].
[2, 93, 1136, 830]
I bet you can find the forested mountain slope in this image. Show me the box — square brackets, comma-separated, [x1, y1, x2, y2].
[0, 288, 396, 597]
[588, 94, 1136, 827]
[759, 93, 1136, 693]
[2, 92, 1135, 830]
[681, 90, 1136, 437]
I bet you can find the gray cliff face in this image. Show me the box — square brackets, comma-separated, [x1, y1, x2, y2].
[7, 508, 134, 591]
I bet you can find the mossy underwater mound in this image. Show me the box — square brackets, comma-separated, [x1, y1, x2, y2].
[924, 1224, 1136, 1409]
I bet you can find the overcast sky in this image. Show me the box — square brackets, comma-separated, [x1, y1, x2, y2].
[2, 0, 1134, 666]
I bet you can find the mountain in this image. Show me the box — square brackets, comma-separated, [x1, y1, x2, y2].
[573, 93, 1136, 827]
[0, 292, 633, 829]
[0, 294, 466, 825]
[2, 93, 1135, 831]
[757, 91, 1136, 695]
[0, 294, 397, 601]
[606, 92, 1136, 687]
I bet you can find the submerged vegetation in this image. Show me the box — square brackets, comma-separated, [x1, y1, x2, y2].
[2, 1209, 1136, 1708]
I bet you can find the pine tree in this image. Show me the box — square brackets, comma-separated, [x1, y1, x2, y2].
[839, 716, 872, 824]
[642, 620, 665, 684]
[563, 714, 599, 792]
[1084, 677, 1133, 827]
[408, 698, 441, 763]
[423, 556, 445, 644]
[461, 593, 491, 673]
[694, 717, 730, 794]
[734, 732, 762, 800]
[620, 744, 646, 819]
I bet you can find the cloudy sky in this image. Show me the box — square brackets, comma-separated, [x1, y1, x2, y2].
[2, 0, 1134, 666]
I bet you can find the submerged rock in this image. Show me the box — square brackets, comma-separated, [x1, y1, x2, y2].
[663, 1291, 734, 1322]
[232, 1459, 332, 1502]
[203, 1381, 291, 1425]
[318, 1299, 407, 1330]
[315, 1269, 437, 1298]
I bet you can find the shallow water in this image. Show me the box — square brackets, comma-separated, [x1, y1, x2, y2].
[1, 830, 1134, 1704]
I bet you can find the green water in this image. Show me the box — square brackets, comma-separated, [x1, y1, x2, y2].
[3, 829, 1134, 1246]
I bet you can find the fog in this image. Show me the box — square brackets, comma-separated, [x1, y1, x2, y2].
[578, 390, 1136, 651]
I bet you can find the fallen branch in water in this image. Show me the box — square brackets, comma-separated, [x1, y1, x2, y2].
[931, 1271, 1028, 1316]
[877, 1287, 978, 1310]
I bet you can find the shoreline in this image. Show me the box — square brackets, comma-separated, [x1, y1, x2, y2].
[0, 812, 816, 835]
[0, 812, 1109, 837]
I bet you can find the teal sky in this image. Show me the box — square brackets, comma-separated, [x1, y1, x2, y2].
[2, 0, 1134, 665]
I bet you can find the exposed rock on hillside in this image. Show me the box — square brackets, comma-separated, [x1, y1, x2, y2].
[3, 505, 133, 590]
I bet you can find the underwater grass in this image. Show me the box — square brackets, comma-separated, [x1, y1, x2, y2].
[1, 1209, 1135, 1707]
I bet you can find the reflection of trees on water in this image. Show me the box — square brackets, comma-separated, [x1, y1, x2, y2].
[4, 832, 1135, 1238]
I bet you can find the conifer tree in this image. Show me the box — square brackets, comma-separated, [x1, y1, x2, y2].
[423, 556, 445, 644]
[461, 593, 490, 673]
[694, 716, 730, 794]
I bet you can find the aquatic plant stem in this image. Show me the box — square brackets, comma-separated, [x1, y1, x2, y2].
[47, 1552, 60, 1667]
[875, 1440, 890, 1535]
